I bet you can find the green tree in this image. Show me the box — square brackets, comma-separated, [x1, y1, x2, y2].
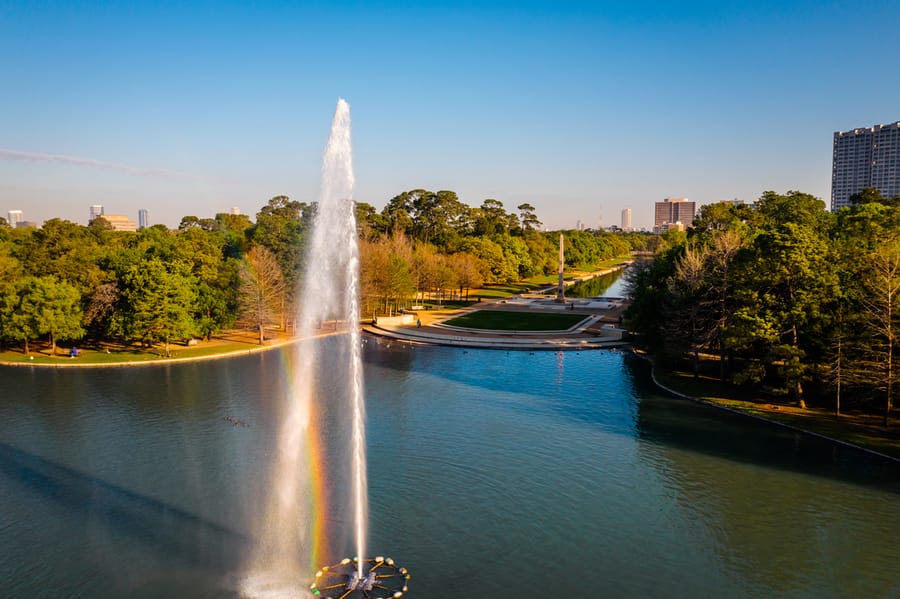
[35, 277, 84, 355]
[517, 203, 542, 234]
[17, 218, 106, 297]
[355, 202, 388, 240]
[250, 196, 307, 298]
[118, 258, 198, 357]
[0, 276, 83, 355]
[472, 199, 510, 236]
[747, 221, 836, 405]
[411, 190, 467, 247]
[457, 237, 515, 283]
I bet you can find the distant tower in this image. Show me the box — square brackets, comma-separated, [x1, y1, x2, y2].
[556, 233, 566, 303]
[138, 209, 149, 230]
[621, 208, 632, 232]
[89, 204, 104, 223]
[231, 206, 241, 215]
[7, 210, 23, 226]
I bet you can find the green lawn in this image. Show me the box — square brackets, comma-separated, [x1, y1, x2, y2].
[0, 340, 274, 365]
[443, 310, 588, 331]
[475, 283, 539, 299]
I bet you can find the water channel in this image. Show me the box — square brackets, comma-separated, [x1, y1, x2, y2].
[2, 341, 899, 597]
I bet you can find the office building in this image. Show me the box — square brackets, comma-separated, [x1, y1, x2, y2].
[100, 215, 138, 232]
[138, 209, 149, 230]
[621, 208, 632, 232]
[832, 121, 900, 211]
[7, 210, 23, 226]
[89, 204, 104, 223]
[654, 197, 696, 232]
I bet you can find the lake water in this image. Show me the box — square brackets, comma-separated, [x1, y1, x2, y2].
[2, 340, 899, 598]
[565, 268, 628, 298]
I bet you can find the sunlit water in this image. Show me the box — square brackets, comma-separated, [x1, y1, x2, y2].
[2, 343, 899, 597]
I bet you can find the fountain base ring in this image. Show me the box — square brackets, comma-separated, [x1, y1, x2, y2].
[310, 556, 410, 598]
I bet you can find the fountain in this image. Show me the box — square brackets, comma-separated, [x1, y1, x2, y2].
[241, 99, 409, 597]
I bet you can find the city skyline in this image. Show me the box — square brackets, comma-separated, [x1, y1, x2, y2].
[2, 2, 899, 231]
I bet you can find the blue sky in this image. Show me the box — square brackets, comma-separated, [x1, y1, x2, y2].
[2, 1, 899, 231]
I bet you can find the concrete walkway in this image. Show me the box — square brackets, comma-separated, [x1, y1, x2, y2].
[363, 308, 630, 351]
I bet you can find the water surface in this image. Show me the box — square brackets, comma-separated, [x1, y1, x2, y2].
[1, 341, 898, 597]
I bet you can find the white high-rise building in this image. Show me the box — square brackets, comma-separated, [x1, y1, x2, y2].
[89, 204, 104, 223]
[7, 210, 23, 226]
[832, 121, 900, 211]
[138, 209, 149, 230]
[621, 208, 632, 232]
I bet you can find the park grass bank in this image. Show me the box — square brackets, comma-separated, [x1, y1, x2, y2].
[644, 354, 900, 462]
[0, 330, 304, 368]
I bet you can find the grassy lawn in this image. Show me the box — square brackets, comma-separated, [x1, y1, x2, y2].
[475, 282, 540, 298]
[655, 366, 900, 461]
[444, 310, 588, 331]
[0, 333, 287, 366]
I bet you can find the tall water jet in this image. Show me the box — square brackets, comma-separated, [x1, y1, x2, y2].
[243, 98, 367, 595]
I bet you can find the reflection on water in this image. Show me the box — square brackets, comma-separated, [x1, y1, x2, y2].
[563, 267, 628, 298]
[1, 341, 899, 597]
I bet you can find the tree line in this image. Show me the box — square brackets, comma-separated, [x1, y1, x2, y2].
[625, 188, 900, 425]
[0, 190, 645, 355]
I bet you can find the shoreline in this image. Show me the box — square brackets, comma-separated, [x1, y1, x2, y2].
[0, 332, 341, 369]
[9, 324, 896, 466]
[637, 350, 900, 464]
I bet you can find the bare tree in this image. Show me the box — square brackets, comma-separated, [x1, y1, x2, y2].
[239, 246, 285, 345]
[707, 229, 744, 381]
[665, 244, 715, 377]
[449, 252, 484, 302]
[858, 240, 900, 426]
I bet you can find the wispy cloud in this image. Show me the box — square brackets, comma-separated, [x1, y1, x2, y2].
[0, 148, 217, 182]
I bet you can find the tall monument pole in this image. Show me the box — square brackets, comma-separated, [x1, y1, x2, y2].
[556, 233, 565, 303]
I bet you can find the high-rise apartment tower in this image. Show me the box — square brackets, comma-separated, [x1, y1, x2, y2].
[832, 121, 900, 211]
[7, 210, 23, 226]
[138, 209, 149, 230]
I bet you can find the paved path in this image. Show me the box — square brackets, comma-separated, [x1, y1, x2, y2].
[363, 300, 630, 351]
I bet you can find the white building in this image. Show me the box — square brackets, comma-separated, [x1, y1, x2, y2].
[7, 210, 23, 226]
[89, 204, 104, 223]
[621, 208, 632, 232]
